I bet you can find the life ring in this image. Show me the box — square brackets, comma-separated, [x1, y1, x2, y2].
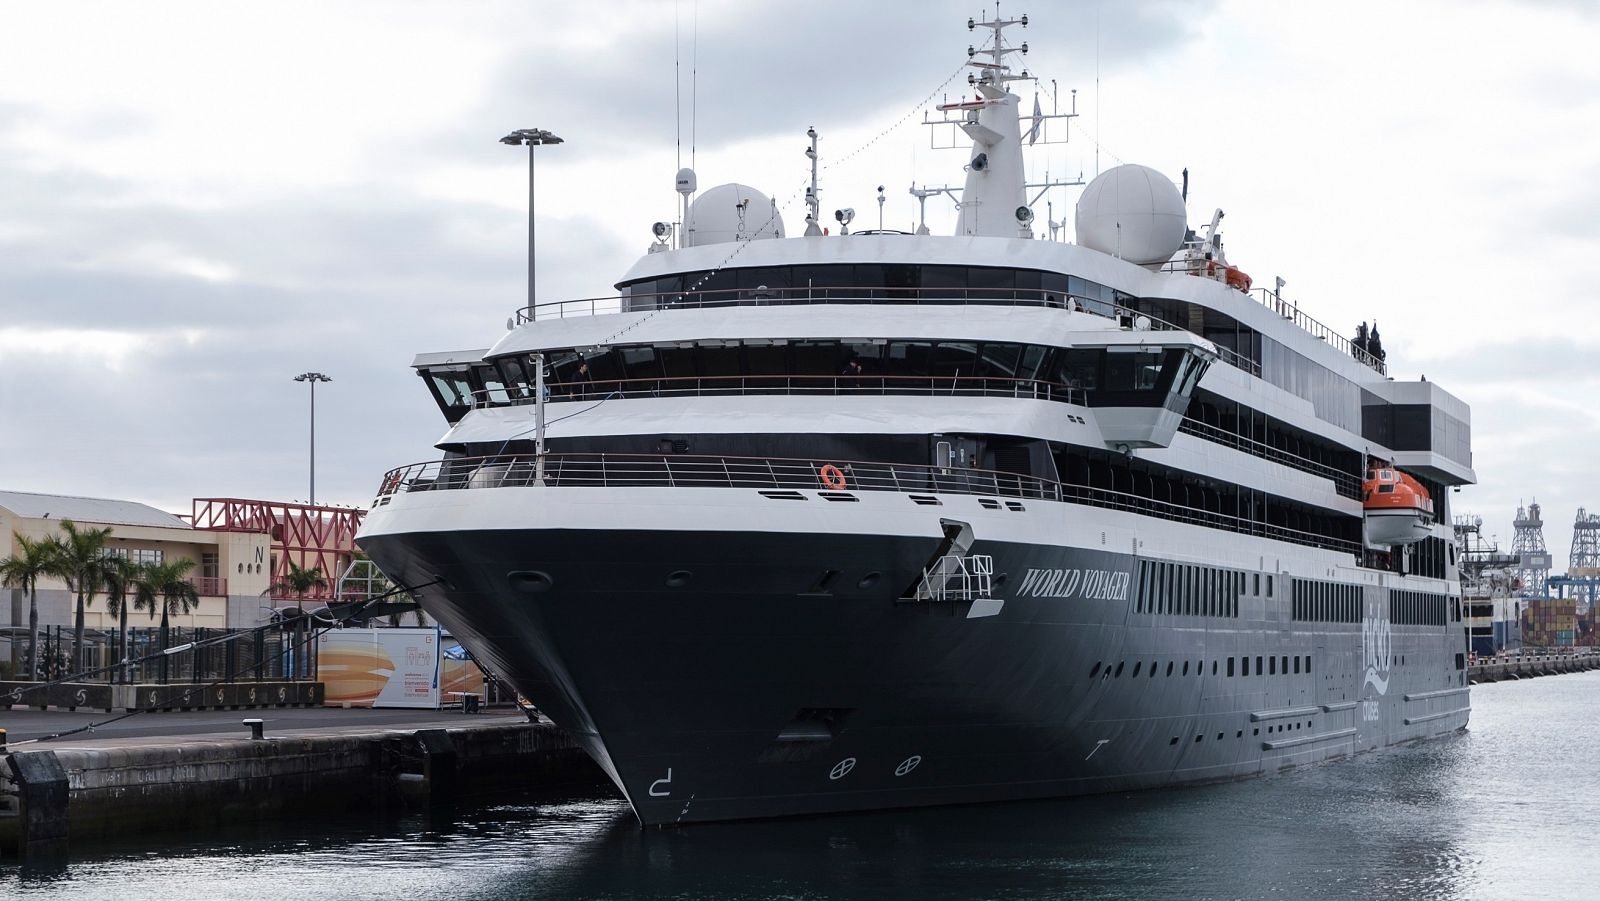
[819, 464, 847, 490]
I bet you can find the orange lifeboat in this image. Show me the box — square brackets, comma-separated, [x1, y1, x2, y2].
[1203, 258, 1253, 292]
[1362, 466, 1434, 546]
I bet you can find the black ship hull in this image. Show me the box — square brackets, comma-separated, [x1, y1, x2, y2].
[359, 523, 1470, 826]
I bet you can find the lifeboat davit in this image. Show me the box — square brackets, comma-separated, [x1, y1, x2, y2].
[1363, 466, 1434, 546]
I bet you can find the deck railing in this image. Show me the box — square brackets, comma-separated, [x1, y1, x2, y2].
[1157, 259, 1387, 376]
[470, 373, 1088, 410]
[513, 286, 1127, 324]
[371, 453, 1362, 557]
[511, 276, 1374, 381]
[1177, 417, 1363, 500]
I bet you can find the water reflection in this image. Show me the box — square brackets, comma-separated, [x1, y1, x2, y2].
[5, 673, 1598, 900]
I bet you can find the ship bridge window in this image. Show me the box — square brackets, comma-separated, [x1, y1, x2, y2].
[1092, 348, 1199, 409]
[472, 364, 512, 406]
[421, 368, 474, 424]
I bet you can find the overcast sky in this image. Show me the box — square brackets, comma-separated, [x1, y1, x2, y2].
[1, 0, 1595, 569]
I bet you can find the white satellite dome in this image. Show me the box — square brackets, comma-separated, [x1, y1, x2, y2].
[1074, 164, 1186, 265]
[684, 183, 785, 247]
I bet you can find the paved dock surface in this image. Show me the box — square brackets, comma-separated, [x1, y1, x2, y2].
[0, 706, 529, 747]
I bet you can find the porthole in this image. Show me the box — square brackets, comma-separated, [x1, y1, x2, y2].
[1114, 662, 1125, 678]
[1165, 662, 1173, 676]
[1133, 662, 1142, 677]
[507, 570, 554, 594]
[1089, 662, 1102, 679]
[858, 571, 881, 589]
[666, 570, 693, 588]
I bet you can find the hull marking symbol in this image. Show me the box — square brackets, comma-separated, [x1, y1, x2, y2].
[649, 768, 673, 797]
[829, 758, 857, 780]
[894, 756, 922, 777]
[1084, 739, 1110, 761]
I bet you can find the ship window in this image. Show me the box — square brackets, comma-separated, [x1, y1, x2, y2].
[931, 342, 980, 378]
[1114, 662, 1125, 677]
[1212, 661, 1218, 675]
[1057, 349, 1101, 391]
[1267, 576, 1274, 598]
[473, 364, 512, 405]
[1257, 655, 1264, 674]
[1133, 661, 1142, 677]
[1227, 657, 1235, 677]
[1294, 656, 1300, 674]
[1182, 661, 1190, 676]
[619, 345, 662, 380]
[1150, 661, 1158, 678]
[1254, 573, 1261, 595]
[1166, 661, 1174, 676]
[968, 265, 1017, 299]
[423, 369, 474, 423]
[1269, 656, 1276, 675]
[1089, 662, 1101, 678]
[1243, 656, 1251, 676]
[1282, 655, 1289, 674]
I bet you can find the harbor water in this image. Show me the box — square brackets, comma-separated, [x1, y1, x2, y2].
[5, 672, 1597, 900]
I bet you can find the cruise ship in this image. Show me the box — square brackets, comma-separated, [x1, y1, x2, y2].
[356, 14, 1476, 825]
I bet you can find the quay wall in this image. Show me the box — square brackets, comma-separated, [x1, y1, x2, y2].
[0, 721, 603, 857]
[1468, 650, 1600, 683]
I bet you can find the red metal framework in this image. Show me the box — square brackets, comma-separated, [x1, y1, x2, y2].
[190, 498, 366, 603]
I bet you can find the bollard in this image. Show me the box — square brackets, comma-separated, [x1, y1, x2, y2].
[243, 718, 264, 740]
[6, 750, 70, 860]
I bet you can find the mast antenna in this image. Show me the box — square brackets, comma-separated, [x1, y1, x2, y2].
[804, 126, 822, 236]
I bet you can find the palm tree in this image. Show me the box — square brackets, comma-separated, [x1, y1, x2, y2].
[46, 519, 114, 677]
[135, 558, 198, 682]
[1, 533, 55, 680]
[275, 561, 327, 602]
[102, 554, 142, 683]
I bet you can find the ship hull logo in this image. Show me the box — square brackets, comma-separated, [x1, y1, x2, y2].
[1015, 568, 1130, 601]
[1362, 605, 1393, 695]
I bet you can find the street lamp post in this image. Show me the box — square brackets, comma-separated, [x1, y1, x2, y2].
[501, 128, 561, 484]
[293, 372, 332, 506]
[499, 127, 563, 313]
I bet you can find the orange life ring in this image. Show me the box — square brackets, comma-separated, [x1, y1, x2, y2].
[819, 464, 847, 490]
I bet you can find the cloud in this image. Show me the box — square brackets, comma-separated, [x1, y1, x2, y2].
[0, 0, 1596, 585]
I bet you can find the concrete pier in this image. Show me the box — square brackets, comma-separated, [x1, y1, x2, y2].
[0, 711, 604, 859]
[1468, 649, 1600, 683]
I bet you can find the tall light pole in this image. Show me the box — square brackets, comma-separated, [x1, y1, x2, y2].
[499, 127, 563, 312]
[293, 372, 331, 506]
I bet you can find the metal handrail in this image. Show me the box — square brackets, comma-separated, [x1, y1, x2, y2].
[1158, 259, 1387, 376]
[1250, 287, 1387, 376]
[513, 286, 1126, 324]
[1177, 416, 1363, 499]
[371, 452, 1362, 557]
[470, 373, 1088, 409]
